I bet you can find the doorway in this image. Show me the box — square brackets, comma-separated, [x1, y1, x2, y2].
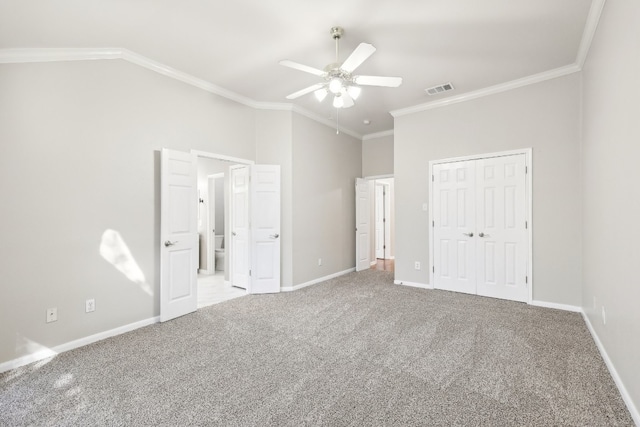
[374, 178, 393, 262]
[355, 176, 395, 273]
[160, 148, 281, 321]
[196, 157, 245, 308]
[429, 149, 532, 303]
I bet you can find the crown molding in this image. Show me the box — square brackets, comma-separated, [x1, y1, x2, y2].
[391, 64, 581, 118]
[0, 47, 121, 63]
[576, 0, 606, 68]
[0, 47, 363, 138]
[362, 129, 394, 141]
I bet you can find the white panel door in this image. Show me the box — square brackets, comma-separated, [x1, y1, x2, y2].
[230, 165, 250, 289]
[476, 155, 527, 302]
[249, 165, 281, 294]
[375, 184, 384, 259]
[433, 161, 477, 295]
[383, 186, 391, 259]
[160, 149, 198, 322]
[355, 178, 371, 272]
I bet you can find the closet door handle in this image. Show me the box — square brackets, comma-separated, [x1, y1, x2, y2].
[270, 234, 280, 239]
[479, 232, 490, 238]
[463, 232, 474, 237]
[232, 232, 237, 236]
[164, 240, 177, 247]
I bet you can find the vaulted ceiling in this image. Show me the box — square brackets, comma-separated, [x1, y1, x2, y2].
[0, 0, 596, 137]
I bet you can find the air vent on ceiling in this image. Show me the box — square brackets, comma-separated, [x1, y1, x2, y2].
[426, 82, 454, 96]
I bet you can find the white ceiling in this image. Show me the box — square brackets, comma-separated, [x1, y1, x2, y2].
[0, 0, 594, 137]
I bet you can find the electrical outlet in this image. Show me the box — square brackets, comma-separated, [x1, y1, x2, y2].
[85, 299, 95, 313]
[46, 308, 58, 323]
[318, 258, 322, 266]
[415, 261, 421, 270]
[602, 306, 606, 325]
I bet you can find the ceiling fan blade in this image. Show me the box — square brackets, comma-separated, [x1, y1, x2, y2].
[340, 43, 376, 73]
[339, 89, 355, 108]
[353, 75, 403, 87]
[285, 83, 325, 100]
[279, 60, 326, 77]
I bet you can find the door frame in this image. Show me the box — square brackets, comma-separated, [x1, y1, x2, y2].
[428, 148, 533, 303]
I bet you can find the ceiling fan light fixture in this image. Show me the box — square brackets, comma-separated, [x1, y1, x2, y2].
[333, 95, 344, 108]
[329, 77, 343, 94]
[347, 85, 361, 100]
[314, 88, 328, 102]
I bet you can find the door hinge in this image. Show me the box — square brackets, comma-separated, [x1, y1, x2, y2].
[525, 275, 528, 284]
[383, 218, 386, 222]
[432, 266, 435, 273]
[249, 270, 252, 277]
[432, 220, 435, 227]
[432, 175, 434, 182]
[525, 221, 528, 229]
[383, 245, 386, 249]
[525, 166, 528, 174]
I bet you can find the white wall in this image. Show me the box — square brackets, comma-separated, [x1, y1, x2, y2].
[394, 73, 582, 305]
[0, 59, 256, 365]
[362, 134, 393, 177]
[292, 114, 362, 285]
[581, 0, 640, 417]
[214, 178, 224, 234]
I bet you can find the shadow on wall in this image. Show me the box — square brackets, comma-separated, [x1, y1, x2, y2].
[99, 229, 152, 296]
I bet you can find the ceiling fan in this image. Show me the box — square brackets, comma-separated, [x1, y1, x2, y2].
[280, 26, 403, 109]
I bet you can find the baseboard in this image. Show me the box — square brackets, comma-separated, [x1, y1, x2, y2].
[394, 280, 432, 290]
[282, 268, 356, 292]
[529, 300, 582, 312]
[582, 311, 640, 426]
[0, 316, 160, 374]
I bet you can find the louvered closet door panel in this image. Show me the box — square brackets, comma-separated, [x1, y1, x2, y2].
[433, 161, 477, 295]
[475, 154, 527, 302]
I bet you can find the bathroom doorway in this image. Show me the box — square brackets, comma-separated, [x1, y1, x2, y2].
[196, 156, 245, 307]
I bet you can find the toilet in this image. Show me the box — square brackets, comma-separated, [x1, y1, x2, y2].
[214, 235, 225, 271]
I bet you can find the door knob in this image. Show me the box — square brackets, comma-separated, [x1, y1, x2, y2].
[270, 234, 280, 239]
[479, 232, 490, 238]
[463, 232, 474, 237]
[164, 240, 177, 247]
[232, 232, 237, 236]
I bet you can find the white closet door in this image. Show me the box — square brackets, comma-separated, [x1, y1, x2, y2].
[433, 161, 477, 295]
[476, 154, 527, 302]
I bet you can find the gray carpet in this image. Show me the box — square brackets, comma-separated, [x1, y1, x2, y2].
[1, 270, 634, 426]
